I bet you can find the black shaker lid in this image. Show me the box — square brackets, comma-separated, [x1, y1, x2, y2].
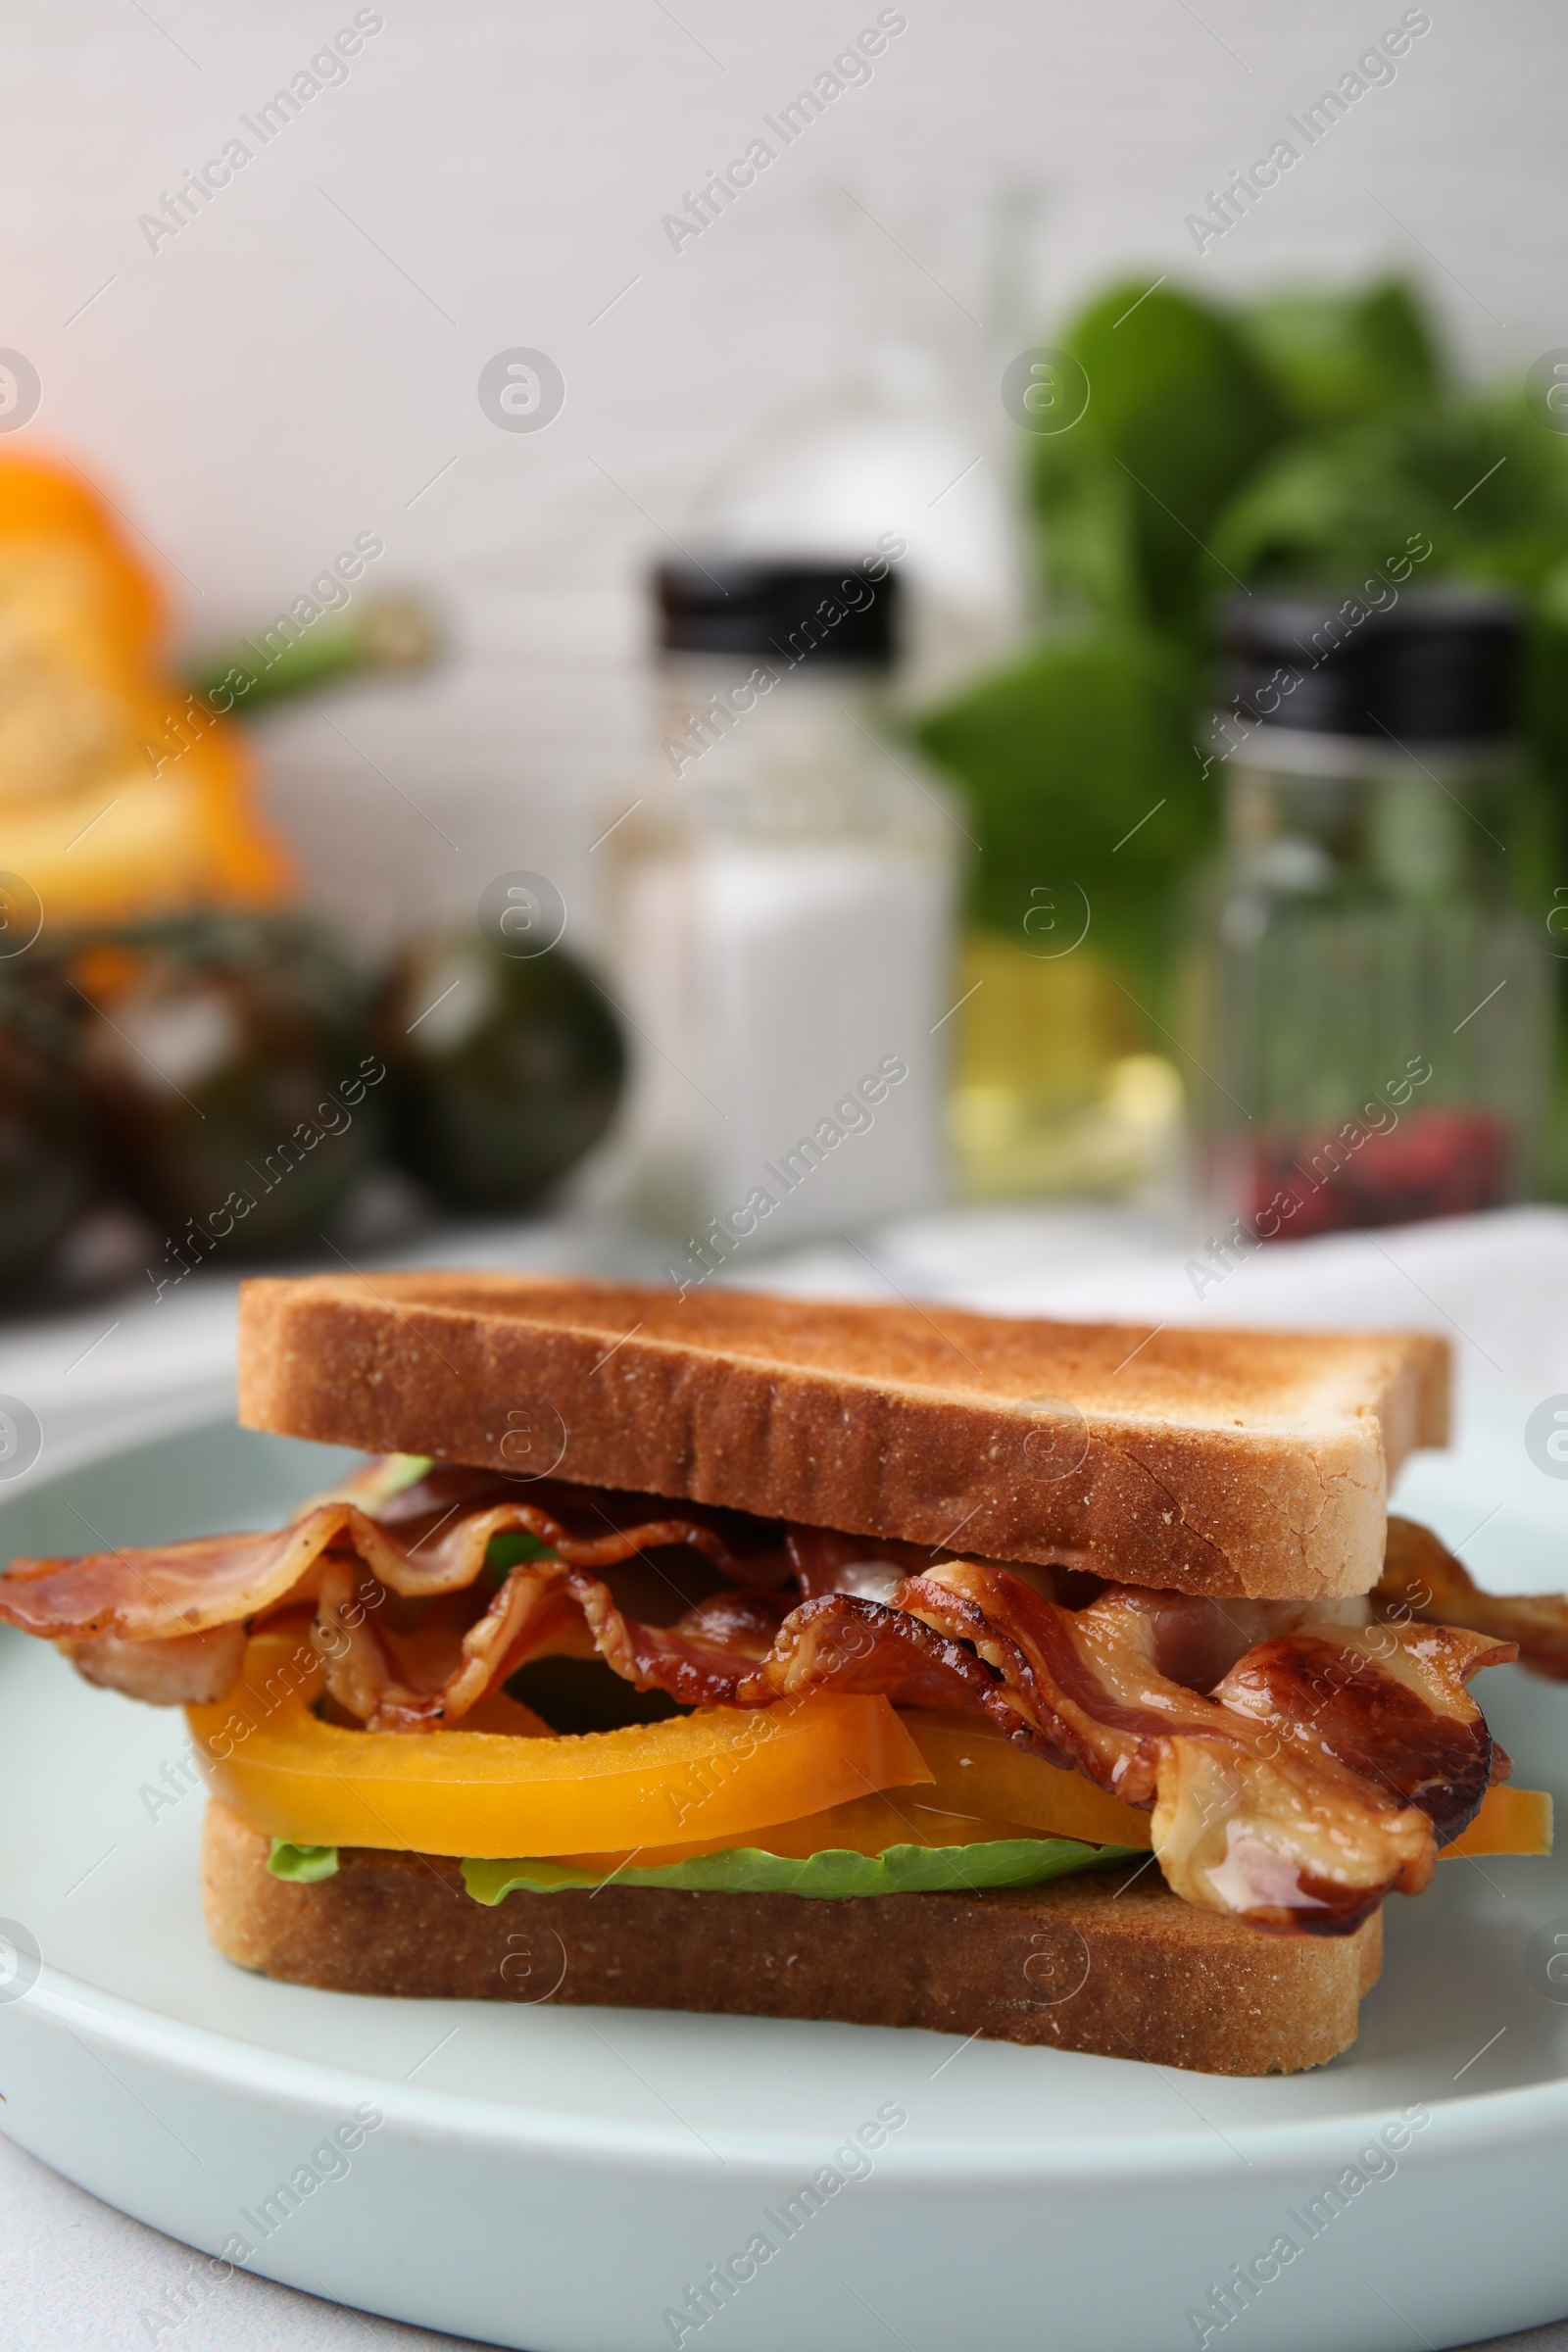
[654, 558, 899, 668]
[1221, 582, 1523, 741]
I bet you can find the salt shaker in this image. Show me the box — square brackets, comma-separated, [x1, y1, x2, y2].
[608, 557, 958, 1268]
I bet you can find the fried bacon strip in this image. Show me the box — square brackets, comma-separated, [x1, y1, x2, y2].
[885, 1564, 1507, 1932]
[312, 1557, 794, 1732]
[0, 1493, 759, 1641]
[0, 1481, 777, 1713]
[62, 1621, 248, 1705]
[1380, 1514, 1568, 1681]
[0, 1471, 1523, 1937]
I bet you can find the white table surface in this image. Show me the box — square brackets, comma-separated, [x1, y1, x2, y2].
[6, 1198, 1568, 2352]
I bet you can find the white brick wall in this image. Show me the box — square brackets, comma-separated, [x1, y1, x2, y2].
[7, 1, 1558, 951]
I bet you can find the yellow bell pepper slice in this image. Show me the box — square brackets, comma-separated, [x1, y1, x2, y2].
[593, 1712, 1548, 1873]
[550, 1713, 1152, 1874]
[900, 1711, 1153, 1846]
[560, 1772, 1553, 1880]
[187, 1627, 932, 1858]
[188, 1636, 1548, 1868]
[1442, 1785, 1552, 1858]
[896, 1711, 1549, 1860]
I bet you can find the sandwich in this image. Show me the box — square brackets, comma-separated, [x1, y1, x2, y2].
[1, 1272, 1558, 2079]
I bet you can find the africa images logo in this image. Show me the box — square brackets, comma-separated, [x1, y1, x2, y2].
[1525, 1395, 1568, 1478]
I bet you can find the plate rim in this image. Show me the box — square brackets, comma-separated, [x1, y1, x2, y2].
[17, 1952, 1568, 2191]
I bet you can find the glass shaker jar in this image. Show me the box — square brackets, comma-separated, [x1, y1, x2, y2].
[606, 557, 959, 1257]
[1183, 585, 1553, 1240]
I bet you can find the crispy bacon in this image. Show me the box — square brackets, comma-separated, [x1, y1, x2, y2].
[0, 1491, 763, 1641]
[63, 1621, 247, 1705]
[0, 1514, 360, 1642]
[1380, 1514, 1568, 1681]
[752, 1592, 1008, 1718]
[1215, 1621, 1509, 1830]
[343, 1570, 795, 1732]
[892, 1564, 1510, 1934]
[0, 1464, 1527, 1938]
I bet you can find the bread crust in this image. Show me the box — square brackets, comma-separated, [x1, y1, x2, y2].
[238, 1273, 1447, 1598]
[202, 1802, 1381, 2079]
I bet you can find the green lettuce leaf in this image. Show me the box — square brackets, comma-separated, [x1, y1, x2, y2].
[307, 1453, 433, 1518]
[382, 1452, 434, 1494]
[268, 1838, 340, 1882]
[461, 1838, 1139, 1905]
[485, 1528, 559, 1577]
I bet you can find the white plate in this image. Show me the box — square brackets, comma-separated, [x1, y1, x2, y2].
[2, 1416, 1567, 2352]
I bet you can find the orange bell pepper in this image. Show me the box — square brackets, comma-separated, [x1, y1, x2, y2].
[899, 1710, 1154, 1846]
[554, 1713, 1152, 1873]
[895, 1711, 1549, 1860]
[0, 451, 291, 924]
[578, 1714, 1549, 1874]
[559, 1776, 1551, 1879]
[187, 1636, 1549, 1868]
[1443, 1786, 1553, 1858]
[187, 1628, 933, 1858]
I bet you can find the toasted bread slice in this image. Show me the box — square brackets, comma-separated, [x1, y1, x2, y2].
[202, 1802, 1382, 2077]
[238, 1273, 1446, 1598]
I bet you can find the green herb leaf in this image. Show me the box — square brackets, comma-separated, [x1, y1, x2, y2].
[268, 1838, 340, 1882]
[916, 624, 1210, 984]
[1030, 280, 1289, 632]
[485, 1528, 559, 1576]
[461, 1838, 1139, 1904]
[1209, 395, 1568, 596]
[1236, 279, 1442, 433]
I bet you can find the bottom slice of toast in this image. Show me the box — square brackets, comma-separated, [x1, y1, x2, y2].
[202, 1801, 1383, 2078]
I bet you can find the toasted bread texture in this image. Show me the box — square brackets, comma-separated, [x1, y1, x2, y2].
[238, 1274, 1447, 1597]
[202, 1802, 1381, 2077]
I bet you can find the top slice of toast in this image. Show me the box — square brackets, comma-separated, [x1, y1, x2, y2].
[236, 1273, 1449, 1599]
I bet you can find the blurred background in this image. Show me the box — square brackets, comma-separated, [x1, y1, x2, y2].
[6, 0, 1568, 1417]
